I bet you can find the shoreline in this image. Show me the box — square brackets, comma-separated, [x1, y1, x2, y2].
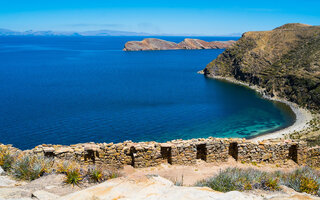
[200, 72, 314, 141]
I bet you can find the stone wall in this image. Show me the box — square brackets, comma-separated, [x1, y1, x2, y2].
[306, 146, 320, 167]
[17, 137, 320, 168]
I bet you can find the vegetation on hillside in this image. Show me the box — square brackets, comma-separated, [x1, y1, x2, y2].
[204, 23, 320, 111]
[288, 115, 320, 146]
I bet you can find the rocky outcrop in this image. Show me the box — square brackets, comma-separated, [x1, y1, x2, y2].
[203, 23, 320, 110]
[123, 38, 236, 51]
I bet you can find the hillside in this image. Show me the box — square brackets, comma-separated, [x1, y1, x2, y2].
[204, 23, 320, 111]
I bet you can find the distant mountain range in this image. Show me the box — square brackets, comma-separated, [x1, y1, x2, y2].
[0, 28, 155, 36]
[0, 28, 242, 37]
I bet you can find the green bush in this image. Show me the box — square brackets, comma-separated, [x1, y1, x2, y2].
[87, 166, 104, 183]
[300, 177, 319, 195]
[0, 146, 16, 171]
[281, 167, 320, 196]
[196, 167, 320, 195]
[196, 168, 277, 192]
[56, 160, 79, 174]
[65, 169, 82, 186]
[11, 155, 53, 181]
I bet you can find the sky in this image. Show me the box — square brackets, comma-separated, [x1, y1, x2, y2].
[0, 0, 320, 35]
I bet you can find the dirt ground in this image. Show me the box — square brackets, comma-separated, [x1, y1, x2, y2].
[122, 157, 299, 186]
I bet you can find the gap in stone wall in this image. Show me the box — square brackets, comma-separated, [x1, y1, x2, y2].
[129, 147, 137, 167]
[44, 152, 54, 157]
[229, 142, 238, 161]
[161, 147, 172, 164]
[85, 150, 96, 163]
[196, 144, 207, 161]
[289, 144, 298, 163]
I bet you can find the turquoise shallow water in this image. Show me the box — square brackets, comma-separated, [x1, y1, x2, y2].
[0, 36, 295, 150]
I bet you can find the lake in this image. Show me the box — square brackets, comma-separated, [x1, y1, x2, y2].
[0, 36, 295, 150]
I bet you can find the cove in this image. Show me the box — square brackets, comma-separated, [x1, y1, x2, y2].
[0, 36, 295, 150]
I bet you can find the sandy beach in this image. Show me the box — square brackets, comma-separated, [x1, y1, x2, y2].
[200, 72, 314, 141]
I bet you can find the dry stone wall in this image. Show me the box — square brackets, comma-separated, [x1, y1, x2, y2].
[16, 137, 320, 168]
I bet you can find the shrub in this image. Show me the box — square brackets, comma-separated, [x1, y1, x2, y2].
[197, 167, 320, 196]
[88, 166, 104, 183]
[196, 168, 283, 192]
[65, 169, 82, 186]
[196, 168, 273, 192]
[105, 168, 122, 179]
[0, 146, 16, 171]
[11, 155, 53, 181]
[264, 178, 280, 191]
[281, 167, 320, 196]
[244, 182, 252, 190]
[56, 160, 79, 174]
[300, 177, 319, 195]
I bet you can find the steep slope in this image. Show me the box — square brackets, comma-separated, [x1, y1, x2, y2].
[204, 23, 320, 110]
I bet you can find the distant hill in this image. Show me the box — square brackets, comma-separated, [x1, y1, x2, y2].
[203, 23, 320, 110]
[0, 28, 242, 37]
[0, 29, 153, 36]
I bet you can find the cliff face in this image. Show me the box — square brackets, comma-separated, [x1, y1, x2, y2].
[123, 38, 235, 51]
[204, 23, 320, 110]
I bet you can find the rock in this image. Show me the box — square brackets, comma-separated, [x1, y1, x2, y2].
[43, 147, 55, 153]
[123, 38, 235, 51]
[0, 166, 4, 175]
[32, 190, 60, 200]
[84, 144, 99, 151]
[54, 147, 74, 155]
[58, 175, 261, 200]
[0, 188, 32, 199]
[0, 175, 16, 187]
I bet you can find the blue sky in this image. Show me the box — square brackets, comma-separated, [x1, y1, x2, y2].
[0, 0, 319, 35]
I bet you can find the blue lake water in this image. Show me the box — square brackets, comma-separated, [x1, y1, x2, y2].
[0, 36, 295, 150]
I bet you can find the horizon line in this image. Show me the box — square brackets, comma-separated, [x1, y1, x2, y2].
[0, 27, 243, 37]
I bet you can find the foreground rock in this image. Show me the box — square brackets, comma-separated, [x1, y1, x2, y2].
[123, 38, 236, 51]
[59, 175, 319, 200]
[0, 175, 16, 187]
[203, 23, 320, 111]
[32, 190, 60, 200]
[59, 176, 256, 200]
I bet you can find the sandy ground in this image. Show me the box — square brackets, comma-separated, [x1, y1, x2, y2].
[202, 74, 314, 141]
[122, 158, 299, 186]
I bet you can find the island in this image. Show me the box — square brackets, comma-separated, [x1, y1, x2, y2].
[123, 38, 236, 51]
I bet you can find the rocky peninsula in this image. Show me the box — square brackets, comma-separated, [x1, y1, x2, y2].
[123, 38, 236, 51]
